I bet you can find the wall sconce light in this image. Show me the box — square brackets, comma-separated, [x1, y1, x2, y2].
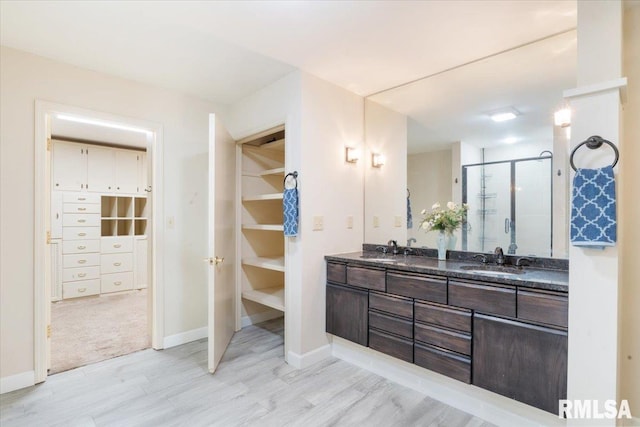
[372, 153, 385, 168]
[554, 107, 571, 128]
[345, 147, 360, 163]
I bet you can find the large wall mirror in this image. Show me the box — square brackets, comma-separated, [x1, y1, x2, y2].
[364, 30, 576, 259]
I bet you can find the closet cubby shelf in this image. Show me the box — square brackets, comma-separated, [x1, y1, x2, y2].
[242, 167, 285, 178]
[241, 286, 284, 312]
[242, 193, 284, 202]
[242, 224, 284, 231]
[242, 256, 285, 272]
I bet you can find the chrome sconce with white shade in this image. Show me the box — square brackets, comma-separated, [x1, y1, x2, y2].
[371, 153, 386, 168]
[345, 146, 360, 163]
[554, 107, 571, 128]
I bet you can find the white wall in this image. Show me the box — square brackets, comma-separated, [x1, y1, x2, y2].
[0, 46, 223, 380]
[364, 99, 407, 245]
[482, 139, 552, 163]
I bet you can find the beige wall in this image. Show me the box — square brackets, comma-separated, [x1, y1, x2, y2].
[620, 1, 640, 416]
[0, 46, 223, 379]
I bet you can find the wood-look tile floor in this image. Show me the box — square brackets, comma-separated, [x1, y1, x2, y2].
[1, 319, 495, 427]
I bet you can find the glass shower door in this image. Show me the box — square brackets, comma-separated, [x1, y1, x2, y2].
[514, 158, 552, 257]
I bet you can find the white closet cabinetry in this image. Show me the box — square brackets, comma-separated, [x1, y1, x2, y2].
[52, 140, 86, 191]
[87, 145, 115, 193]
[115, 150, 139, 194]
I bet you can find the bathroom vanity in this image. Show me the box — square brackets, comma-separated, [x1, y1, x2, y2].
[325, 250, 568, 414]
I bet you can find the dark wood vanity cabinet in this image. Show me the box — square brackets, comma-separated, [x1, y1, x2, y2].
[368, 292, 414, 363]
[326, 283, 368, 346]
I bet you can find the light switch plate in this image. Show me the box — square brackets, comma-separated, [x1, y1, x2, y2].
[373, 215, 379, 228]
[313, 216, 324, 231]
[347, 216, 354, 229]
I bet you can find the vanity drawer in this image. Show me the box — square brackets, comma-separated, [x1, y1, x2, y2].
[63, 213, 100, 227]
[101, 253, 133, 274]
[101, 272, 134, 293]
[101, 236, 133, 254]
[369, 291, 413, 319]
[387, 272, 447, 304]
[414, 342, 471, 384]
[369, 311, 413, 339]
[63, 253, 100, 268]
[414, 322, 471, 356]
[63, 226, 100, 241]
[414, 301, 471, 332]
[63, 193, 101, 204]
[62, 239, 100, 254]
[63, 203, 100, 214]
[448, 280, 516, 318]
[369, 329, 413, 363]
[327, 262, 347, 284]
[518, 289, 568, 328]
[63, 266, 100, 282]
[63, 279, 100, 299]
[346, 266, 385, 291]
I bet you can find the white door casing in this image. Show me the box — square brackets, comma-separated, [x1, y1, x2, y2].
[207, 114, 236, 373]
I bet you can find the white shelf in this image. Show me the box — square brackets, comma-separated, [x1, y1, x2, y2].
[242, 193, 283, 202]
[242, 256, 285, 272]
[242, 167, 285, 177]
[242, 286, 284, 312]
[259, 138, 285, 151]
[242, 224, 284, 231]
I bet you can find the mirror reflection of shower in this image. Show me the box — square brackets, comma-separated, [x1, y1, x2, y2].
[462, 153, 553, 257]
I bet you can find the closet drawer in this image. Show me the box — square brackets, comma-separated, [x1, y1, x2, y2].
[63, 213, 100, 227]
[62, 239, 100, 254]
[63, 226, 100, 241]
[101, 253, 133, 274]
[101, 272, 134, 293]
[101, 236, 133, 254]
[63, 279, 100, 299]
[63, 203, 100, 214]
[63, 253, 100, 268]
[63, 193, 101, 204]
[63, 266, 100, 282]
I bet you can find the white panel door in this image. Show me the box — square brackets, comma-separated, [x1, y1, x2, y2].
[52, 140, 85, 191]
[87, 145, 115, 193]
[115, 150, 139, 194]
[207, 114, 236, 373]
[137, 152, 148, 195]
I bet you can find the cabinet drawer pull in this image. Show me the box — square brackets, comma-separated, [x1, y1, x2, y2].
[78, 232, 87, 236]
[113, 244, 122, 248]
[78, 197, 86, 201]
[114, 281, 122, 286]
[78, 273, 86, 278]
[78, 288, 87, 293]
[78, 219, 86, 223]
[114, 262, 122, 266]
[78, 207, 86, 211]
[78, 260, 87, 264]
[77, 245, 86, 250]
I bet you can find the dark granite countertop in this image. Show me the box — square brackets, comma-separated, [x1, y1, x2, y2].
[325, 251, 569, 292]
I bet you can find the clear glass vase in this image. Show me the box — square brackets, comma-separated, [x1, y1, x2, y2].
[436, 230, 448, 260]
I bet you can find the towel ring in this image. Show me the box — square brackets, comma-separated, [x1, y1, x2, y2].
[284, 171, 298, 189]
[570, 135, 619, 172]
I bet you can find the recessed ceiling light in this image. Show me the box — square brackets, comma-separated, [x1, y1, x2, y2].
[489, 108, 520, 123]
[503, 137, 518, 144]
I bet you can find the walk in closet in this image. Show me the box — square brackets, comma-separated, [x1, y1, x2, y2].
[237, 126, 286, 320]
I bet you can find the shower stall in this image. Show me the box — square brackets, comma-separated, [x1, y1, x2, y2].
[462, 154, 553, 257]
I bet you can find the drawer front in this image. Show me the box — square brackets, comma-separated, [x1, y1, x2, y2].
[387, 272, 446, 304]
[414, 322, 471, 355]
[448, 280, 516, 318]
[327, 262, 346, 284]
[101, 237, 134, 254]
[63, 279, 100, 299]
[414, 301, 471, 332]
[62, 239, 100, 254]
[63, 203, 100, 214]
[346, 266, 385, 291]
[63, 266, 100, 282]
[63, 193, 101, 204]
[518, 289, 568, 328]
[101, 272, 134, 293]
[369, 329, 413, 363]
[63, 226, 101, 241]
[414, 342, 471, 384]
[63, 253, 100, 268]
[369, 291, 413, 319]
[63, 213, 100, 227]
[369, 311, 413, 339]
[101, 253, 133, 274]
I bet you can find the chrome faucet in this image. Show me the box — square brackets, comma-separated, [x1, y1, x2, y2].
[388, 239, 399, 255]
[494, 247, 505, 265]
[515, 257, 533, 267]
[407, 237, 417, 247]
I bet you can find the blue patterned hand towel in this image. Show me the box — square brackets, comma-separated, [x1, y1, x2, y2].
[283, 188, 298, 237]
[407, 194, 413, 229]
[571, 166, 616, 248]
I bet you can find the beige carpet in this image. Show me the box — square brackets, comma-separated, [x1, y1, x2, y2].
[51, 289, 150, 374]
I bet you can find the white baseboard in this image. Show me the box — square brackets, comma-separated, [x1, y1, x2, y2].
[163, 326, 208, 349]
[1, 371, 35, 394]
[287, 344, 331, 369]
[241, 310, 283, 328]
[332, 337, 563, 427]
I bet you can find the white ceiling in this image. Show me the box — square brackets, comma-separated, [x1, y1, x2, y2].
[1, 0, 577, 148]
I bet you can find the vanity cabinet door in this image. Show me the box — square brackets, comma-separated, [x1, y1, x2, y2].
[326, 283, 368, 346]
[473, 313, 567, 414]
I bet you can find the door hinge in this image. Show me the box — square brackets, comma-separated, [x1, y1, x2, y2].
[47, 324, 51, 338]
[46, 231, 51, 244]
[47, 138, 52, 151]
